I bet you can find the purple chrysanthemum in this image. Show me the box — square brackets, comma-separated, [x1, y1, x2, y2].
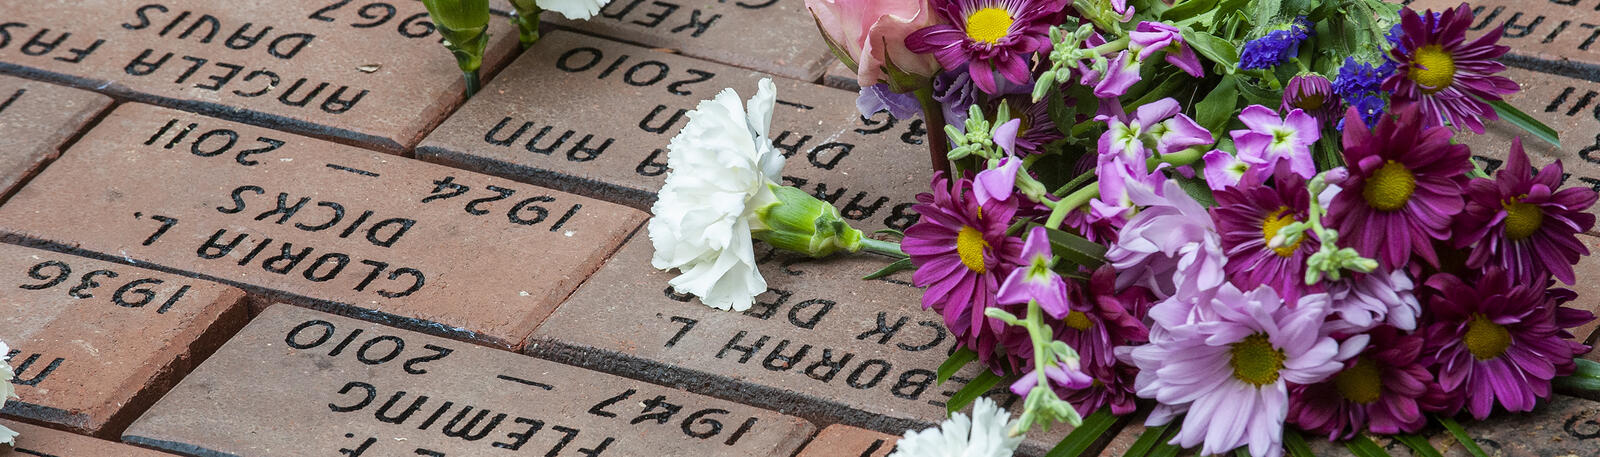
[1423, 268, 1594, 419]
[1456, 138, 1598, 284]
[906, 0, 1067, 94]
[1127, 284, 1346, 457]
[1005, 97, 1064, 155]
[1282, 74, 1342, 126]
[1325, 269, 1421, 335]
[1238, 16, 1312, 70]
[1108, 180, 1226, 301]
[1329, 105, 1469, 269]
[905, 173, 1023, 369]
[1384, 4, 1520, 133]
[1212, 163, 1319, 299]
[1288, 326, 1434, 440]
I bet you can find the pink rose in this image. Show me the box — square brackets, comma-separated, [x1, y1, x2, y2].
[807, 0, 941, 88]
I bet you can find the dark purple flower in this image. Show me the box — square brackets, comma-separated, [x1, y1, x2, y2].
[1329, 105, 1469, 269]
[933, 70, 977, 126]
[1283, 74, 1342, 126]
[1384, 4, 1521, 133]
[1340, 93, 1388, 130]
[1333, 57, 1396, 99]
[904, 173, 1024, 369]
[1212, 162, 1320, 300]
[1238, 16, 1313, 70]
[1001, 97, 1064, 155]
[906, 0, 1067, 94]
[1289, 326, 1435, 440]
[1456, 137, 1598, 284]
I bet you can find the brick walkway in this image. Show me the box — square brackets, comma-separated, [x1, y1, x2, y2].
[0, 1, 1596, 456]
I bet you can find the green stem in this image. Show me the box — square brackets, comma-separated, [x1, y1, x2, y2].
[1146, 147, 1207, 169]
[463, 70, 481, 98]
[1025, 299, 1050, 396]
[912, 87, 952, 177]
[1086, 36, 1131, 56]
[510, 4, 543, 49]
[1045, 182, 1100, 229]
[858, 238, 906, 258]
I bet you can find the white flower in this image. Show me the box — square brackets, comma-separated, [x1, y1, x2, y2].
[649, 78, 783, 311]
[890, 397, 1024, 457]
[1, 341, 18, 446]
[537, 0, 610, 19]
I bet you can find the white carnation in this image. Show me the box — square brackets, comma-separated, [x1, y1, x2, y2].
[536, 0, 610, 19]
[1, 341, 18, 446]
[649, 78, 784, 311]
[890, 397, 1024, 457]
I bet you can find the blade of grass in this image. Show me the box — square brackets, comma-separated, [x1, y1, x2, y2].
[1438, 416, 1488, 457]
[946, 370, 1002, 416]
[1393, 433, 1443, 457]
[1283, 429, 1315, 457]
[1045, 408, 1117, 457]
[1120, 424, 1169, 457]
[1343, 434, 1392, 457]
[1486, 98, 1559, 147]
[937, 349, 978, 385]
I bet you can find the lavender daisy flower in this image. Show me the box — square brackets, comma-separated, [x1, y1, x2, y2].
[1423, 268, 1593, 419]
[1108, 180, 1226, 301]
[1238, 17, 1313, 70]
[1212, 163, 1319, 299]
[1128, 284, 1347, 457]
[905, 173, 1023, 368]
[1282, 74, 1342, 126]
[1456, 138, 1599, 284]
[1229, 105, 1321, 179]
[907, 0, 1067, 94]
[1384, 4, 1521, 133]
[1288, 326, 1433, 440]
[1325, 269, 1421, 334]
[1329, 105, 1469, 268]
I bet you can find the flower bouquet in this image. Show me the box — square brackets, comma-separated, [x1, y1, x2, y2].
[646, 0, 1600, 456]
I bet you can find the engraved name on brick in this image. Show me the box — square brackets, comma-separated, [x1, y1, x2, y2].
[543, 0, 833, 81]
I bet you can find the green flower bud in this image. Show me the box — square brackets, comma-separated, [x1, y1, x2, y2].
[422, 0, 491, 73]
[752, 185, 864, 258]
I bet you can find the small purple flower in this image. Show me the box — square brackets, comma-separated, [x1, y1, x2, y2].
[1090, 157, 1166, 228]
[1006, 97, 1066, 155]
[1097, 98, 1207, 164]
[1282, 74, 1342, 126]
[933, 70, 977, 127]
[1341, 93, 1388, 130]
[1211, 163, 1320, 300]
[1129, 21, 1203, 77]
[906, 0, 1068, 94]
[1230, 105, 1320, 179]
[974, 153, 1022, 208]
[1238, 17, 1312, 70]
[1202, 150, 1249, 191]
[1333, 57, 1396, 99]
[996, 226, 1071, 317]
[856, 83, 922, 119]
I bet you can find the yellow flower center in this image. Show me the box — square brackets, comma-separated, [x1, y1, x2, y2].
[956, 226, 989, 273]
[1334, 357, 1384, 404]
[1229, 333, 1286, 387]
[1293, 94, 1325, 111]
[1502, 197, 1544, 240]
[1464, 313, 1512, 360]
[964, 8, 1014, 44]
[1410, 45, 1457, 94]
[1261, 207, 1301, 257]
[1064, 311, 1093, 331]
[1362, 161, 1417, 212]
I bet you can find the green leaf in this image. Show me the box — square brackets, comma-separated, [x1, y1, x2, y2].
[946, 370, 1002, 416]
[1283, 430, 1316, 457]
[937, 349, 978, 385]
[1045, 407, 1118, 457]
[1195, 75, 1240, 135]
[1121, 424, 1169, 457]
[1438, 416, 1489, 457]
[1033, 225, 1109, 267]
[1251, 0, 1284, 32]
[1127, 72, 1193, 111]
[861, 258, 914, 280]
[1487, 98, 1560, 148]
[873, 228, 905, 238]
[1162, 0, 1221, 22]
[1343, 434, 1392, 457]
[1233, 447, 1253, 457]
[1555, 358, 1600, 398]
[1183, 29, 1240, 69]
[1394, 434, 1444, 457]
[1176, 176, 1218, 207]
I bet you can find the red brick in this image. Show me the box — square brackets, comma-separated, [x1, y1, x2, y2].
[795, 424, 898, 457]
[1305, 395, 1600, 457]
[0, 244, 247, 437]
[121, 305, 816, 456]
[822, 59, 862, 92]
[1097, 420, 1193, 457]
[0, 0, 520, 152]
[0, 420, 177, 456]
[1400, 0, 1600, 70]
[528, 238, 1073, 453]
[417, 31, 930, 229]
[0, 103, 646, 349]
[543, 0, 834, 81]
[0, 75, 111, 198]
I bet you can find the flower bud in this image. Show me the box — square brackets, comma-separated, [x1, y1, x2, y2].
[752, 184, 864, 258]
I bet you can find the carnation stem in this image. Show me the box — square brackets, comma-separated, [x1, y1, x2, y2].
[462, 70, 482, 98]
[857, 238, 907, 258]
[508, 1, 543, 49]
[912, 87, 952, 177]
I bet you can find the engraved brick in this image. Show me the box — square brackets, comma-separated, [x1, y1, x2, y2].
[0, 244, 247, 437]
[544, 0, 834, 81]
[0, 0, 520, 152]
[1304, 395, 1600, 457]
[795, 424, 898, 457]
[121, 305, 816, 456]
[1098, 420, 1193, 457]
[0, 104, 646, 349]
[0, 420, 177, 456]
[822, 59, 862, 92]
[528, 238, 1072, 453]
[1400, 0, 1600, 70]
[0, 75, 111, 198]
[417, 31, 929, 229]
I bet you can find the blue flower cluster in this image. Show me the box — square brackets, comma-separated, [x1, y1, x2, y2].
[1238, 16, 1313, 70]
[1333, 57, 1396, 129]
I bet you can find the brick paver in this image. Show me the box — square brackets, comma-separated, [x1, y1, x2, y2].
[0, 75, 111, 200]
[0, 420, 178, 456]
[122, 305, 816, 457]
[1303, 395, 1600, 456]
[0, 244, 247, 437]
[1400, 0, 1600, 74]
[544, 0, 834, 81]
[0, 103, 646, 349]
[795, 424, 900, 457]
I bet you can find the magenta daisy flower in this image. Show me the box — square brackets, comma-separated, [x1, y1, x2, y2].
[1288, 326, 1434, 440]
[904, 173, 1023, 368]
[1004, 97, 1065, 156]
[1383, 4, 1520, 133]
[1212, 162, 1319, 299]
[1422, 268, 1592, 419]
[1329, 105, 1469, 268]
[906, 0, 1067, 94]
[1456, 138, 1598, 285]
[1127, 285, 1345, 457]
